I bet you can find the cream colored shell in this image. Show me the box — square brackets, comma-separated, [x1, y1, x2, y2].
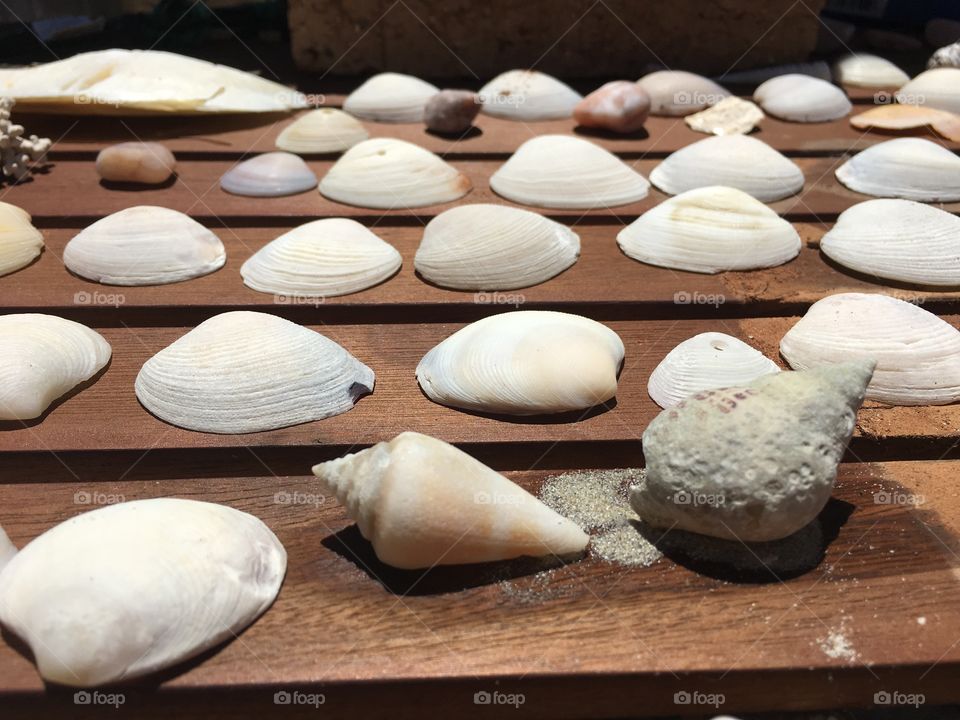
[753, 74, 851, 122]
[897, 68, 960, 113]
[275, 108, 369, 154]
[342, 73, 438, 122]
[832, 54, 910, 87]
[834, 138, 960, 202]
[637, 71, 730, 116]
[478, 70, 582, 120]
[0, 201, 43, 277]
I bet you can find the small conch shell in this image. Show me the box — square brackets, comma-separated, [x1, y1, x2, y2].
[478, 69, 582, 120]
[220, 152, 318, 197]
[64, 206, 225, 285]
[780, 292, 960, 406]
[849, 104, 960, 142]
[414, 204, 580, 290]
[753, 74, 851, 122]
[0, 498, 285, 687]
[319, 138, 471, 209]
[832, 53, 909, 87]
[636, 70, 730, 116]
[647, 332, 780, 409]
[312, 431, 589, 569]
[0, 314, 111, 421]
[241, 218, 401, 297]
[490, 135, 650, 209]
[416, 310, 624, 415]
[897, 67, 960, 113]
[275, 108, 369, 154]
[0, 201, 43, 277]
[835, 138, 960, 202]
[342, 72, 439, 122]
[135, 311, 374, 433]
[616, 186, 801, 273]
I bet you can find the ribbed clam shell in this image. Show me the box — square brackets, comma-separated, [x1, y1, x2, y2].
[0, 498, 285, 687]
[319, 138, 471, 209]
[897, 68, 960, 113]
[490, 135, 649, 209]
[650, 135, 804, 202]
[135, 311, 374, 433]
[414, 204, 580, 290]
[241, 218, 401, 297]
[0, 313, 111, 420]
[821, 199, 960, 286]
[416, 310, 624, 415]
[636, 70, 730, 116]
[780, 292, 960, 405]
[647, 332, 780, 409]
[617, 186, 800, 273]
[64, 206, 225, 286]
[835, 138, 960, 202]
[832, 54, 909, 87]
[753, 74, 851, 122]
[220, 152, 318, 197]
[275, 108, 368, 154]
[312, 432, 588, 569]
[0, 201, 43, 277]
[342, 73, 438, 122]
[478, 69, 582, 120]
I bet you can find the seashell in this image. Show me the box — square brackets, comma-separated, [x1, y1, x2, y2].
[631, 360, 874, 542]
[821, 199, 960, 286]
[135, 311, 374, 433]
[313, 431, 589, 569]
[897, 68, 960, 113]
[64, 206, 225, 286]
[414, 204, 580, 290]
[617, 186, 801, 274]
[636, 70, 729, 116]
[753, 74, 851, 122]
[834, 138, 960, 202]
[220, 151, 317, 197]
[650, 135, 804, 202]
[0, 201, 43, 277]
[647, 332, 780, 409]
[416, 310, 624, 415]
[0, 313, 111, 421]
[0, 498, 285, 686]
[849, 104, 960, 142]
[424, 89, 480, 134]
[342, 73, 438, 123]
[241, 218, 401, 297]
[780, 292, 960, 406]
[319, 138, 471, 209]
[490, 135, 649, 209]
[832, 54, 909, 87]
[714, 61, 832, 85]
[929, 41, 960, 70]
[478, 69, 582, 121]
[275, 108, 368, 154]
[684, 96, 764, 136]
[573, 81, 650, 133]
[0, 525, 14, 573]
[95, 142, 175, 184]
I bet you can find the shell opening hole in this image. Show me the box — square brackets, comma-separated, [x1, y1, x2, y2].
[711, 340, 727, 351]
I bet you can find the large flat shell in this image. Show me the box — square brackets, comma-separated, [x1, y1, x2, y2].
[834, 137, 960, 202]
[478, 70, 581, 121]
[849, 104, 960, 142]
[0, 201, 43, 277]
[135, 311, 374, 433]
[832, 54, 910, 87]
[897, 68, 960, 113]
[0, 498, 285, 686]
[275, 108, 369, 154]
[342, 73, 438, 122]
[753, 74, 851, 122]
[684, 97, 764, 135]
[636, 71, 729, 116]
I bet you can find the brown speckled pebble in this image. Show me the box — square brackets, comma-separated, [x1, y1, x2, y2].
[424, 89, 480, 134]
[96, 142, 176, 185]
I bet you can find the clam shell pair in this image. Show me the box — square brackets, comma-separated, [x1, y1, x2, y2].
[276, 108, 369, 154]
[416, 311, 624, 415]
[0, 201, 43, 277]
[342, 72, 438, 122]
[832, 54, 909, 87]
[0, 314, 111, 421]
[415, 204, 580, 290]
[313, 432, 588, 569]
[64, 206, 225, 285]
[780, 293, 960, 406]
[753, 74, 851, 122]
[835, 138, 960, 202]
[898, 67, 960, 113]
[617, 186, 801, 274]
[636, 70, 730, 116]
[136, 311, 374, 433]
[0, 498, 285, 686]
[478, 70, 581, 120]
[220, 152, 318, 197]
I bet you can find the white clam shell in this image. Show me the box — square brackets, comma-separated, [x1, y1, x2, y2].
[319, 138, 471, 209]
[753, 74, 851, 122]
[897, 67, 960, 113]
[241, 218, 401, 297]
[832, 54, 909, 87]
[0, 498, 285, 687]
[617, 186, 801, 273]
[490, 135, 649, 209]
[835, 138, 960, 202]
[636, 70, 730, 116]
[821, 199, 960, 286]
[0, 314, 111, 421]
[275, 108, 368, 154]
[0, 526, 15, 573]
[647, 332, 780, 409]
[0, 201, 43, 277]
[135, 311, 374, 433]
[313, 431, 589, 569]
[414, 204, 580, 290]
[416, 310, 624, 415]
[64, 206, 225, 286]
[342, 73, 439, 122]
[478, 69, 582, 120]
[220, 152, 318, 197]
[780, 292, 960, 405]
[650, 135, 804, 202]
